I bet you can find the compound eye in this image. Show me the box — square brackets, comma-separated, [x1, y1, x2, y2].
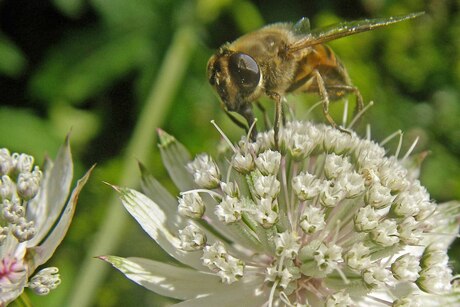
[228, 53, 260, 93]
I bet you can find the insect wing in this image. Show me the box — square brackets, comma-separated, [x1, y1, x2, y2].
[292, 17, 311, 35]
[289, 12, 424, 53]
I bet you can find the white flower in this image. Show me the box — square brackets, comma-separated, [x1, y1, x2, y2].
[0, 138, 93, 306]
[177, 192, 205, 219]
[102, 122, 460, 306]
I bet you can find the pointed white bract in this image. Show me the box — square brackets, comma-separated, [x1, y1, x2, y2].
[0, 139, 93, 306]
[104, 121, 460, 306]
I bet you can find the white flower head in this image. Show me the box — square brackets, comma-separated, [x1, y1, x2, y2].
[103, 123, 460, 307]
[0, 139, 93, 306]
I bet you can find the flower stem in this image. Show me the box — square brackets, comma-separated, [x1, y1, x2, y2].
[67, 25, 197, 307]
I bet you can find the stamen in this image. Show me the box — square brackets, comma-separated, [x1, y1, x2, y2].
[342, 98, 349, 127]
[380, 130, 402, 146]
[268, 279, 280, 307]
[366, 124, 371, 140]
[211, 120, 236, 152]
[348, 100, 374, 129]
[246, 118, 258, 143]
[395, 131, 404, 158]
[180, 189, 222, 199]
[402, 136, 419, 161]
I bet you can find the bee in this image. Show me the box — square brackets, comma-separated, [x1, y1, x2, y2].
[207, 12, 423, 145]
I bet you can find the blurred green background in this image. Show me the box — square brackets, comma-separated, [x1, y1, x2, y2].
[1, 0, 458, 306]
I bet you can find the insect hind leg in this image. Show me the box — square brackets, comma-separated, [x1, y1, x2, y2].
[325, 84, 364, 116]
[312, 70, 350, 133]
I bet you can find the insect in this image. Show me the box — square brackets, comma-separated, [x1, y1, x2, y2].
[207, 12, 423, 145]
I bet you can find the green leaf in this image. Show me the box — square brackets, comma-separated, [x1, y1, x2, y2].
[0, 108, 59, 159]
[29, 28, 154, 105]
[52, 0, 86, 18]
[90, 0, 158, 28]
[0, 34, 26, 77]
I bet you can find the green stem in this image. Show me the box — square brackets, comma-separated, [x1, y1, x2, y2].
[67, 25, 197, 307]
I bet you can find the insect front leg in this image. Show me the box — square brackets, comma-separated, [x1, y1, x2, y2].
[268, 92, 282, 149]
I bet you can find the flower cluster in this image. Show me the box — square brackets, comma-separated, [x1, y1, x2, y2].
[0, 139, 92, 305]
[103, 122, 460, 306]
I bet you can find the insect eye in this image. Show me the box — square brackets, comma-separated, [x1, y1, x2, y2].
[228, 53, 260, 93]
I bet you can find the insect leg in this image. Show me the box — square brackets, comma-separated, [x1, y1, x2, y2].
[325, 84, 364, 115]
[313, 70, 349, 133]
[270, 93, 282, 149]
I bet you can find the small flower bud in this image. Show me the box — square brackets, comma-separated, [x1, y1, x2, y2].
[354, 206, 380, 232]
[345, 242, 371, 271]
[292, 172, 321, 201]
[28, 267, 61, 295]
[326, 290, 354, 307]
[0, 149, 13, 175]
[391, 192, 420, 218]
[275, 231, 300, 259]
[324, 153, 352, 179]
[232, 152, 255, 174]
[255, 149, 281, 175]
[13, 217, 36, 242]
[391, 253, 421, 282]
[13, 153, 35, 174]
[16, 167, 42, 200]
[287, 132, 317, 160]
[254, 198, 279, 228]
[253, 173, 280, 199]
[2, 199, 25, 223]
[178, 223, 206, 251]
[0, 226, 8, 244]
[201, 241, 244, 284]
[363, 266, 390, 290]
[178, 192, 205, 219]
[0, 175, 15, 200]
[220, 182, 240, 198]
[323, 128, 354, 154]
[339, 171, 365, 199]
[319, 180, 345, 208]
[365, 182, 395, 209]
[187, 154, 221, 189]
[299, 206, 325, 234]
[215, 196, 243, 224]
[370, 219, 400, 247]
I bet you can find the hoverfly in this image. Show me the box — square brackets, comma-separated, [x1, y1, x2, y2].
[207, 12, 423, 145]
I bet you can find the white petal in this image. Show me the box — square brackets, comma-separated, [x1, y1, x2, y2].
[30, 165, 94, 270]
[26, 136, 74, 247]
[172, 275, 268, 306]
[100, 256, 228, 300]
[115, 187, 203, 269]
[158, 130, 195, 191]
[139, 163, 185, 229]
